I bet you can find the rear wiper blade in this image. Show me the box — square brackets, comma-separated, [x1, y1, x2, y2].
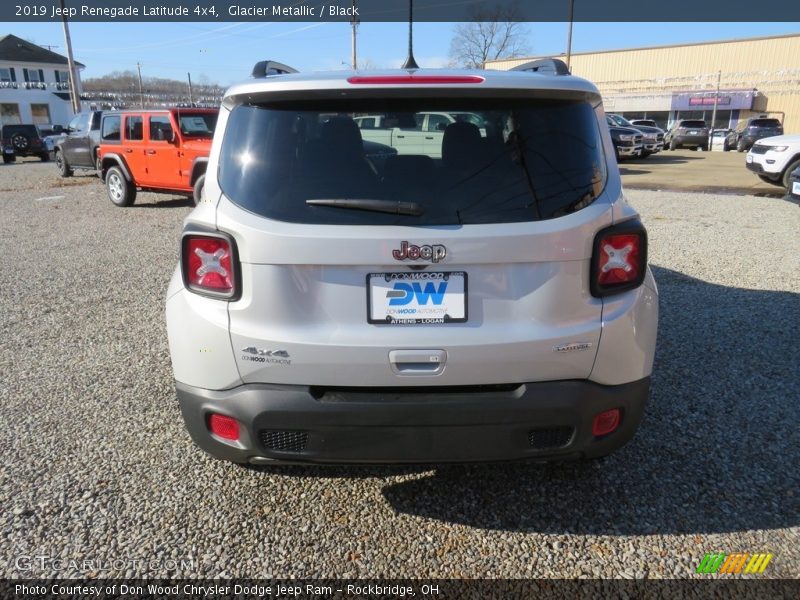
[306, 198, 424, 216]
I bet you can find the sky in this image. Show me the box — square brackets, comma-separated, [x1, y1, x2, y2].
[6, 21, 800, 85]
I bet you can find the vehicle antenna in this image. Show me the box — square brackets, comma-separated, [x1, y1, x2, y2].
[401, 0, 419, 69]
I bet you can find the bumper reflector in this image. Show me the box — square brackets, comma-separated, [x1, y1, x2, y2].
[208, 413, 240, 441]
[592, 409, 621, 437]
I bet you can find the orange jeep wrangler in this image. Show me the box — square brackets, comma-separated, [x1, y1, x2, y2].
[98, 108, 218, 207]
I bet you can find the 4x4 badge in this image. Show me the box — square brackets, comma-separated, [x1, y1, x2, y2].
[392, 241, 447, 263]
[242, 347, 289, 358]
[553, 342, 593, 353]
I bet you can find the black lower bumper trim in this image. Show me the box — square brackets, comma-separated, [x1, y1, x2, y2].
[176, 377, 651, 465]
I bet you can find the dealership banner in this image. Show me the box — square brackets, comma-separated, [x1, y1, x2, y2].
[3, 0, 800, 22]
[3, 579, 800, 599]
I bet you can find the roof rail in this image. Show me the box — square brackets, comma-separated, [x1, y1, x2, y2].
[511, 58, 570, 76]
[251, 61, 298, 78]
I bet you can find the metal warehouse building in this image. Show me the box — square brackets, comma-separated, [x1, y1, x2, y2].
[486, 33, 800, 134]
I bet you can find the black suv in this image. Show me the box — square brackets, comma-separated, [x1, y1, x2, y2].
[1, 124, 50, 163]
[54, 110, 104, 176]
[724, 117, 783, 152]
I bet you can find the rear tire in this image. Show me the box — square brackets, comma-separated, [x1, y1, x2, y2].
[758, 174, 783, 187]
[669, 140, 678, 150]
[192, 173, 206, 206]
[39, 152, 50, 162]
[106, 166, 136, 207]
[737, 139, 746, 152]
[55, 151, 72, 177]
[782, 159, 800, 190]
[2, 154, 14, 164]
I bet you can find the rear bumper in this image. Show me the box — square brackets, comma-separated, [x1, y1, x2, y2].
[672, 135, 708, 147]
[176, 377, 650, 464]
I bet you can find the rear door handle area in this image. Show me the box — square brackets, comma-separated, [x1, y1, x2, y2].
[145, 150, 156, 155]
[389, 349, 446, 376]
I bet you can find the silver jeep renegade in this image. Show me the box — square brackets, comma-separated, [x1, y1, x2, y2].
[166, 59, 658, 464]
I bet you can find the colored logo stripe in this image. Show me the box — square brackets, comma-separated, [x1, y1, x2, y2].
[745, 554, 773, 574]
[697, 552, 773, 574]
[720, 553, 749, 574]
[697, 553, 726, 574]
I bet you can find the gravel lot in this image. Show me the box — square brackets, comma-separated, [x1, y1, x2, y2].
[1, 160, 798, 579]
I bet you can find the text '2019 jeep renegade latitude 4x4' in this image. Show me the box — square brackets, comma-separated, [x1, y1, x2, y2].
[166, 60, 659, 465]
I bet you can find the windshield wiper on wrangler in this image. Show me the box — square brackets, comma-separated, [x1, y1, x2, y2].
[306, 198, 424, 216]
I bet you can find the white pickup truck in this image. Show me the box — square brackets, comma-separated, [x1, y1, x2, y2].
[355, 112, 486, 158]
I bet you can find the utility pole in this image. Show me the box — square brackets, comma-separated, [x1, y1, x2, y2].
[709, 69, 722, 149]
[187, 72, 194, 106]
[136, 62, 144, 109]
[58, 0, 81, 114]
[565, 0, 575, 71]
[350, 0, 358, 70]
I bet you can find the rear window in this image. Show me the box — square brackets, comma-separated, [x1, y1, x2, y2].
[680, 120, 706, 128]
[179, 112, 217, 137]
[101, 116, 121, 141]
[218, 98, 607, 226]
[750, 119, 781, 128]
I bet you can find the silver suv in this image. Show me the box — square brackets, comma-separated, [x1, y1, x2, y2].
[166, 59, 659, 465]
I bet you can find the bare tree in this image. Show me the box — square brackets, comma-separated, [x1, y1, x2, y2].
[449, 4, 529, 69]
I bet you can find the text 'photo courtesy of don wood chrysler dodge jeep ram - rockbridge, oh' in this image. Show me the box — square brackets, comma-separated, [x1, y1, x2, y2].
[165, 59, 659, 465]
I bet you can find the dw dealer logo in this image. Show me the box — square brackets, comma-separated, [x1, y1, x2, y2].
[696, 552, 773, 574]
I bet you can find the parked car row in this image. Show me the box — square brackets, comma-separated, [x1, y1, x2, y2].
[4, 107, 797, 199]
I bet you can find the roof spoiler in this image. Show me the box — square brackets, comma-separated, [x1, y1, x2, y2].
[251, 61, 298, 78]
[511, 58, 570, 76]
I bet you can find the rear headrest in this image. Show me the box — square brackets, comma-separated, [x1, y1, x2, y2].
[320, 117, 364, 158]
[442, 122, 483, 170]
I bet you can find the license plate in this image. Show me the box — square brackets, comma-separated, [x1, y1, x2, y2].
[793, 181, 800, 195]
[367, 272, 467, 324]
[688, 130, 698, 135]
[3, 148, 12, 154]
[746, 155, 753, 163]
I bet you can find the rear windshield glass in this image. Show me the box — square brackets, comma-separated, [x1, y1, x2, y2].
[218, 98, 607, 226]
[680, 120, 706, 128]
[750, 119, 781, 127]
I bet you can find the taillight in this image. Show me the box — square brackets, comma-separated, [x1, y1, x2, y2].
[181, 232, 240, 300]
[590, 221, 647, 297]
[208, 413, 240, 441]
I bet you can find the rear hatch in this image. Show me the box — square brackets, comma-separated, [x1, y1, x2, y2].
[678, 120, 708, 135]
[748, 118, 783, 138]
[214, 91, 614, 387]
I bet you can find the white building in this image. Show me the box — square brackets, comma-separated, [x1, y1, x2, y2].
[0, 33, 84, 129]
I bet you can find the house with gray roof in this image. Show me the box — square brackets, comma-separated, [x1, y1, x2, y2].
[0, 33, 85, 128]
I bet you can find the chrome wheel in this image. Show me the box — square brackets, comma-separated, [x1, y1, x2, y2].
[107, 172, 124, 202]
